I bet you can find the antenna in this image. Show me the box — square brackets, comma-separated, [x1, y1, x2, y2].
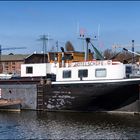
[76, 22, 80, 35]
[97, 24, 102, 50]
[97, 24, 100, 40]
[78, 27, 86, 51]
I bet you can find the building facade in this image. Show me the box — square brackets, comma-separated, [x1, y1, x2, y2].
[1, 54, 29, 74]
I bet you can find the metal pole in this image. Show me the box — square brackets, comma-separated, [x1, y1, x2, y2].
[85, 38, 90, 61]
[56, 41, 58, 52]
[43, 35, 47, 63]
[0, 45, 1, 63]
[132, 40, 135, 64]
[0, 45, 2, 73]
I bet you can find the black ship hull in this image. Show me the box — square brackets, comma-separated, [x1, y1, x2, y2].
[37, 79, 140, 112]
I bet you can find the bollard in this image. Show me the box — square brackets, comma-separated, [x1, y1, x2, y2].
[46, 78, 52, 85]
[40, 78, 45, 85]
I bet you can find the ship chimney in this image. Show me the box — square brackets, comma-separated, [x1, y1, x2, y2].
[61, 47, 65, 67]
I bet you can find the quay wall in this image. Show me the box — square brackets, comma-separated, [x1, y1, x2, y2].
[0, 84, 37, 110]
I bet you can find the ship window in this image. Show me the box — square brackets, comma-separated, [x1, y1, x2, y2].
[63, 70, 71, 78]
[26, 66, 33, 74]
[78, 69, 88, 78]
[95, 68, 106, 77]
[126, 66, 132, 74]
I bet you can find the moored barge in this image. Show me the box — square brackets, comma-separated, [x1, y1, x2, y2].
[20, 38, 140, 112]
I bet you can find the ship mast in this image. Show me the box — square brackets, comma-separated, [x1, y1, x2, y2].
[132, 40, 135, 64]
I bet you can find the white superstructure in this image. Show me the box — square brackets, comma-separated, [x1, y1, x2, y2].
[21, 63, 52, 77]
[21, 60, 126, 82]
[55, 60, 125, 82]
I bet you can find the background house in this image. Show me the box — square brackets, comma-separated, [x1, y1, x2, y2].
[24, 52, 94, 64]
[1, 53, 29, 74]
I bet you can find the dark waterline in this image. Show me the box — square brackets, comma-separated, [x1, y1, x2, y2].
[0, 111, 140, 139]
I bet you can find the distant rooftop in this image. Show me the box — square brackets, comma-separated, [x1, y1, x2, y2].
[1, 54, 29, 61]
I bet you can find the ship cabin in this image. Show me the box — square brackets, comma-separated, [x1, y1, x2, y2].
[21, 51, 127, 82]
[54, 60, 126, 83]
[21, 51, 94, 78]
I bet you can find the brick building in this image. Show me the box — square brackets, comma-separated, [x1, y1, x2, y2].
[1, 54, 29, 74]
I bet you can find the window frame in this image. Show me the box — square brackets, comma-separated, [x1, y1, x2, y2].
[95, 68, 107, 78]
[26, 66, 33, 74]
[63, 70, 71, 78]
[78, 69, 88, 78]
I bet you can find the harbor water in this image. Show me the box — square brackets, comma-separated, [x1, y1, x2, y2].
[0, 111, 140, 139]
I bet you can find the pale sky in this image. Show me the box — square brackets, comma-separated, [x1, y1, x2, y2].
[0, 1, 140, 54]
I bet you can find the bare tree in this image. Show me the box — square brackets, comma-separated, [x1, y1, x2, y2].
[103, 49, 116, 59]
[65, 41, 75, 52]
[103, 48, 138, 63]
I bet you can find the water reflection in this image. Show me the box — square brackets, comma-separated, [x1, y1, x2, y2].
[0, 111, 139, 139]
